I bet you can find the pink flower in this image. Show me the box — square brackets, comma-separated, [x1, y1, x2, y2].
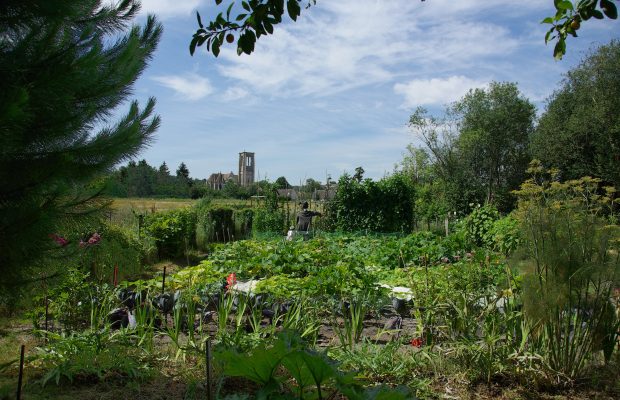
[410, 337, 424, 348]
[49, 234, 69, 247]
[88, 232, 101, 245]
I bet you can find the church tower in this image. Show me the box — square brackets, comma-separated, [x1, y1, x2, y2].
[238, 151, 255, 187]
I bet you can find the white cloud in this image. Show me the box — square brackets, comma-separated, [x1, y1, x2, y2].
[394, 76, 488, 107]
[214, 0, 531, 98]
[151, 73, 213, 101]
[222, 86, 250, 102]
[138, 0, 204, 18]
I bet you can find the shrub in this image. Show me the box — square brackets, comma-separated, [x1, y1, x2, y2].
[488, 215, 521, 256]
[252, 208, 286, 235]
[463, 204, 499, 248]
[196, 206, 234, 248]
[144, 208, 196, 259]
[329, 173, 414, 233]
[37, 330, 151, 386]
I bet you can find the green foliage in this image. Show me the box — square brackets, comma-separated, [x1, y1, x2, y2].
[487, 215, 521, 256]
[463, 204, 500, 248]
[144, 207, 197, 258]
[36, 330, 152, 386]
[0, 0, 162, 286]
[190, 1, 318, 57]
[532, 40, 620, 189]
[107, 159, 204, 198]
[41, 268, 93, 331]
[196, 206, 235, 247]
[513, 162, 620, 379]
[329, 173, 414, 233]
[542, 0, 618, 59]
[453, 82, 536, 212]
[253, 208, 286, 235]
[215, 331, 416, 399]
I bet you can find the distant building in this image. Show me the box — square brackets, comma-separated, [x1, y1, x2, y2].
[207, 171, 237, 190]
[238, 152, 255, 187]
[312, 187, 337, 201]
[277, 188, 299, 200]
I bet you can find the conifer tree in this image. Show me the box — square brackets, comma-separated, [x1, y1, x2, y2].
[0, 0, 162, 286]
[159, 162, 170, 176]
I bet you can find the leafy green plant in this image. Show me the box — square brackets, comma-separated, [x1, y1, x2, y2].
[215, 331, 416, 399]
[36, 330, 151, 386]
[144, 207, 197, 259]
[514, 163, 620, 380]
[488, 215, 521, 256]
[463, 204, 499, 248]
[331, 296, 370, 351]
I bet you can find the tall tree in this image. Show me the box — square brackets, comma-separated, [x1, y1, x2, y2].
[531, 40, 620, 188]
[452, 82, 536, 211]
[0, 0, 162, 285]
[275, 176, 290, 189]
[353, 167, 365, 183]
[158, 161, 170, 176]
[408, 82, 535, 213]
[176, 162, 190, 180]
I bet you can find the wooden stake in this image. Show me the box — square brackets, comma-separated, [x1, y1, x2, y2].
[205, 338, 212, 400]
[16, 344, 25, 400]
[162, 266, 166, 295]
[44, 295, 49, 343]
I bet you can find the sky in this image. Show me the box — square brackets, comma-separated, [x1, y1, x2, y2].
[124, 0, 619, 184]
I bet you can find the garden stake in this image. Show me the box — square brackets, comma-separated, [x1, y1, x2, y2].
[16, 344, 25, 400]
[113, 264, 118, 287]
[43, 279, 49, 343]
[162, 266, 166, 295]
[205, 337, 212, 400]
[44, 295, 49, 343]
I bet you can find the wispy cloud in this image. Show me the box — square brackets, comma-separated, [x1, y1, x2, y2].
[394, 76, 488, 108]
[213, 0, 538, 99]
[139, 0, 204, 18]
[222, 86, 250, 102]
[151, 73, 213, 101]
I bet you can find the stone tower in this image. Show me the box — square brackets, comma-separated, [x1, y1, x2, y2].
[238, 151, 255, 187]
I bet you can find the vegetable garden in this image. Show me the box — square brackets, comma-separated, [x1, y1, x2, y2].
[1, 172, 619, 399]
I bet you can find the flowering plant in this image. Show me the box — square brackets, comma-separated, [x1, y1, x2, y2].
[49, 233, 69, 247]
[80, 232, 101, 247]
[410, 337, 424, 348]
[226, 273, 237, 292]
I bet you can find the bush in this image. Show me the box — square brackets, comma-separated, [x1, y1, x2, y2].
[196, 206, 234, 248]
[488, 215, 521, 256]
[37, 330, 151, 386]
[253, 208, 286, 235]
[463, 204, 499, 248]
[328, 173, 414, 233]
[144, 208, 196, 259]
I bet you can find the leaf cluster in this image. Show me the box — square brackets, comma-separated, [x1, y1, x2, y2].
[216, 331, 415, 399]
[190, 0, 316, 57]
[542, 0, 618, 59]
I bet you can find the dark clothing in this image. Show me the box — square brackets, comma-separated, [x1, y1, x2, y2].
[296, 210, 320, 231]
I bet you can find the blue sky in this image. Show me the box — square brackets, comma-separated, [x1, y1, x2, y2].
[127, 0, 618, 184]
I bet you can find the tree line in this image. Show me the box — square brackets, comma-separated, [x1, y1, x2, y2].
[397, 40, 620, 224]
